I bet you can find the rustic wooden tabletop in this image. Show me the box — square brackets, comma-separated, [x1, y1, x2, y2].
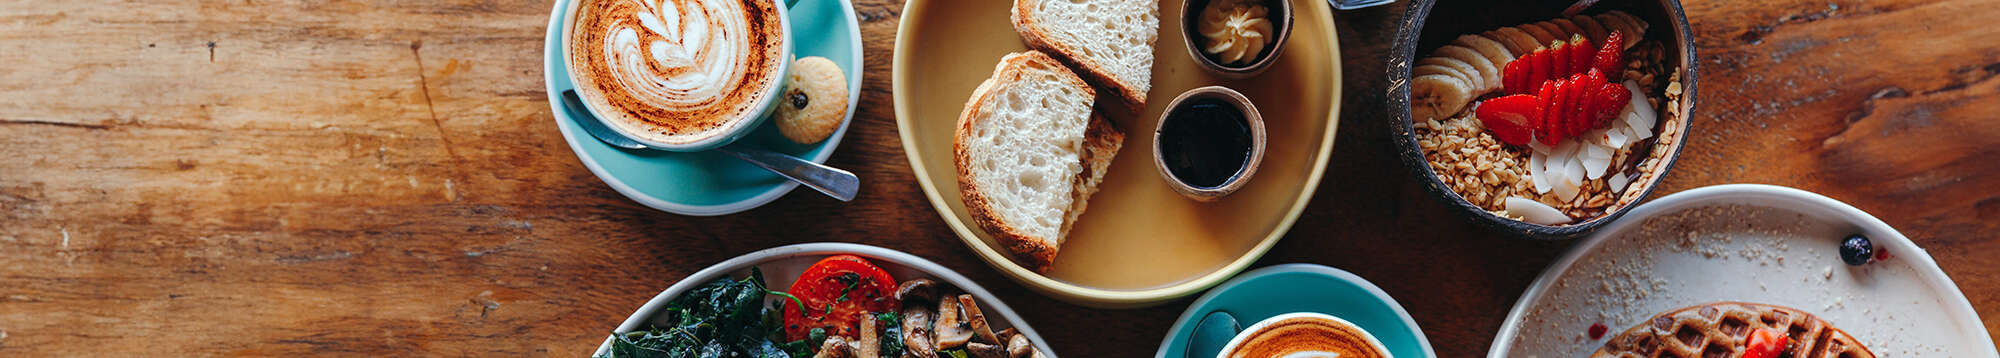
[1, 0, 1995, 356]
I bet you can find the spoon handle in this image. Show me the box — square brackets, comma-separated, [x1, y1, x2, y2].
[718, 145, 859, 202]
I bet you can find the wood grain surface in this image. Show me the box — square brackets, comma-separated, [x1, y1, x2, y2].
[0, 0, 1994, 356]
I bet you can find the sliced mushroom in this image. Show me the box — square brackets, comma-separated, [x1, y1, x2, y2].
[934, 296, 973, 349]
[900, 306, 939, 358]
[1028, 348, 1049, 358]
[856, 312, 880, 358]
[814, 335, 854, 358]
[895, 278, 938, 303]
[1005, 334, 1032, 358]
[966, 342, 1005, 358]
[995, 328, 1017, 342]
[956, 295, 1000, 344]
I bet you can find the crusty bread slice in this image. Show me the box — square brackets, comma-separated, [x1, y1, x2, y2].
[1012, 0, 1158, 110]
[955, 51, 1125, 272]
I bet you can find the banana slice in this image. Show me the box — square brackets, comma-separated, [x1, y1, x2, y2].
[1454, 35, 1515, 72]
[1410, 74, 1475, 122]
[1597, 11, 1649, 46]
[1593, 13, 1634, 42]
[1486, 27, 1542, 56]
[1438, 45, 1500, 91]
[1414, 64, 1472, 86]
[1519, 23, 1560, 45]
[1569, 14, 1607, 45]
[1549, 18, 1586, 43]
[1419, 57, 1483, 90]
[1532, 22, 1568, 45]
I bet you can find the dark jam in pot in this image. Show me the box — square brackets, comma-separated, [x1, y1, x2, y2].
[1158, 98, 1251, 188]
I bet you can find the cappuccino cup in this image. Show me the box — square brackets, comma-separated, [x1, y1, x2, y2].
[1218, 312, 1393, 358]
[561, 0, 799, 151]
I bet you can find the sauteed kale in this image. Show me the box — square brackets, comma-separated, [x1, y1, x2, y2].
[599, 268, 793, 358]
[596, 268, 907, 358]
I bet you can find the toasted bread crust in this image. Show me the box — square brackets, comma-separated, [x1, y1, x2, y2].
[1062, 113, 1123, 241]
[953, 51, 1096, 272]
[1011, 0, 1149, 111]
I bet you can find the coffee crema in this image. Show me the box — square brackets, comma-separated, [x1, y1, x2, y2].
[1226, 317, 1388, 358]
[568, 0, 785, 145]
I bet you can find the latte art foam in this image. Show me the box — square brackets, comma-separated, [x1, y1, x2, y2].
[1278, 352, 1342, 358]
[569, 0, 784, 145]
[1225, 317, 1387, 358]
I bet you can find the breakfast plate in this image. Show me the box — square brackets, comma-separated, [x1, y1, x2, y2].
[593, 242, 1058, 357]
[1490, 184, 1998, 357]
[1154, 264, 1436, 358]
[542, 0, 863, 216]
[893, 0, 1344, 307]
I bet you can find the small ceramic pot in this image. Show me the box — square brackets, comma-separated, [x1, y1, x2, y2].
[1153, 86, 1268, 202]
[1181, 0, 1296, 79]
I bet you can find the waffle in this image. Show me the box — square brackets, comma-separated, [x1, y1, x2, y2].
[1591, 302, 1876, 358]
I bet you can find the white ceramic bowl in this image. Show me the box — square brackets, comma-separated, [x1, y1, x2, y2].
[593, 243, 1057, 357]
[1489, 184, 1998, 357]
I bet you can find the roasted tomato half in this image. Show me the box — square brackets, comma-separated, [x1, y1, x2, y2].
[782, 255, 900, 341]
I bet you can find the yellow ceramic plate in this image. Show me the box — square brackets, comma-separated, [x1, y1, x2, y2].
[893, 0, 1342, 307]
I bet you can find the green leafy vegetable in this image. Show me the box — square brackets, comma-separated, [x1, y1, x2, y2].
[876, 312, 905, 357]
[596, 268, 794, 358]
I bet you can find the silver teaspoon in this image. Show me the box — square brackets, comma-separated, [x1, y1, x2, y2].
[561, 90, 859, 202]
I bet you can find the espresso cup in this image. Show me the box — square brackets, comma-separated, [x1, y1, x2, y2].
[560, 0, 801, 152]
[1217, 312, 1393, 358]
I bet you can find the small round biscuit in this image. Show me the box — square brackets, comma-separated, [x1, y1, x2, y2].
[775, 56, 849, 145]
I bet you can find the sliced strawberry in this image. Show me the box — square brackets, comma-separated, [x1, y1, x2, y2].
[1530, 50, 1552, 94]
[1569, 34, 1594, 79]
[1550, 40, 1571, 80]
[1476, 94, 1541, 146]
[1594, 31, 1626, 82]
[1596, 83, 1631, 127]
[1564, 75, 1589, 138]
[1574, 70, 1602, 136]
[1544, 78, 1570, 145]
[1503, 55, 1528, 94]
[1744, 328, 1788, 358]
[1534, 79, 1558, 142]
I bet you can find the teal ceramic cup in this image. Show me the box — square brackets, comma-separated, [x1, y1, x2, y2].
[558, 0, 801, 152]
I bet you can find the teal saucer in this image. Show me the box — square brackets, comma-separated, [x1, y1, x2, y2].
[1155, 264, 1437, 358]
[541, 0, 863, 216]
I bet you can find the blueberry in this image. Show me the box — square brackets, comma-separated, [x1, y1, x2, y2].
[1839, 234, 1873, 266]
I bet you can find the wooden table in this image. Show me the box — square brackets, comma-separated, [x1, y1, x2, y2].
[2, 0, 1994, 356]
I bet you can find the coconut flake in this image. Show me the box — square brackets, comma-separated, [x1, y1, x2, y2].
[1626, 111, 1654, 140]
[1605, 126, 1630, 147]
[1507, 196, 1573, 225]
[1558, 157, 1585, 201]
[1583, 147, 1612, 179]
[1609, 172, 1631, 191]
[1528, 139, 1555, 154]
[1529, 150, 1551, 193]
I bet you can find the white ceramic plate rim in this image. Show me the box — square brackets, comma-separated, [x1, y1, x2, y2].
[541, 0, 865, 216]
[1153, 263, 1438, 358]
[591, 242, 1058, 357]
[1486, 183, 1998, 358]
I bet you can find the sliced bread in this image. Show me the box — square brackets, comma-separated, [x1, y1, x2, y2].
[955, 51, 1125, 272]
[1012, 0, 1159, 110]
